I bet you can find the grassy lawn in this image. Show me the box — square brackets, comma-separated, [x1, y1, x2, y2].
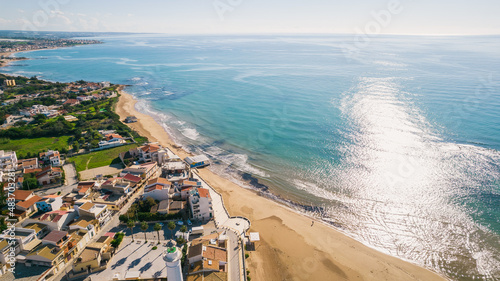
[68, 144, 138, 172]
[0, 136, 70, 159]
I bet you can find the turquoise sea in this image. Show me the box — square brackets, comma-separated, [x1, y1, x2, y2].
[3, 34, 500, 280]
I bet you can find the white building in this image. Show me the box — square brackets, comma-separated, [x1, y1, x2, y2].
[36, 194, 63, 213]
[164, 247, 183, 281]
[77, 202, 112, 227]
[143, 177, 172, 201]
[189, 188, 213, 222]
[133, 143, 170, 164]
[39, 150, 61, 166]
[23, 210, 77, 231]
[120, 162, 160, 180]
[0, 150, 17, 170]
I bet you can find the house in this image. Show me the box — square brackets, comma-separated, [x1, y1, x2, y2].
[168, 200, 185, 215]
[92, 191, 126, 211]
[124, 116, 137, 123]
[36, 165, 62, 185]
[143, 177, 171, 201]
[12, 189, 35, 202]
[42, 230, 70, 247]
[25, 243, 65, 269]
[162, 161, 188, 182]
[120, 162, 160, 180]
[72, 236, 112, 274]
[105, 134, 123, 142]
[23, 210, 77, 231]
[132, 143, 170, 164]
[98, 133, 125, 149]
[76, 181, 95, 196]
[76, 95, 92, 102]
[18, 157, 39, 170]
[77, 202, 111, 227]
[189, 188, 213, 222]
[64, 115, 78, 122]
[0, 240, 21, 267]
[187, 244, 227, 271]
[101, 177, 131, 194]
[23, 167, 42, 174]
[185, 155, 210, 169]
[0, 150, 17, 170]
[69, 218, 98, 238]
[154, 199, 185, 215]
[23, 222, 51, 239]
[0, 227, 39, 254]
[122, 173, 142, 186]
[36, 194, 63, 213]
[63, 99, 80, 106]
[39, 150, 61, 166]
[16, 194, 42, 214]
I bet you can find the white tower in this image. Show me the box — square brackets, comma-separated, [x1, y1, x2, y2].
[164, 247, 183, 281]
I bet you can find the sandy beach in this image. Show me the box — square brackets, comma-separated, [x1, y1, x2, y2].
[115, 89, 447, 281]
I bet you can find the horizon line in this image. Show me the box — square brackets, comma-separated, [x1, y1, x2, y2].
[1, 29, 500, 37]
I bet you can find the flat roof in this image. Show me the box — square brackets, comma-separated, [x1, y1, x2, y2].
[249, 232, 260, 242]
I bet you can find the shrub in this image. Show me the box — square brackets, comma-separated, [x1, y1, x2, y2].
[245, 253, 249, 259]
[152, 246, 157, 250]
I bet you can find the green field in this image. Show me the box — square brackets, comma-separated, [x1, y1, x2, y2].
[68, 144, 137, 172]
[0, 136, 70, 159]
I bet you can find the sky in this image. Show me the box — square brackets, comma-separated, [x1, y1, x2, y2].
[0, 0, 499, 35]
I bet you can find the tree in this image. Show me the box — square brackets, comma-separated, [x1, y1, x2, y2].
[73, 142, 79, 152]
[23, 178, 38, 190]
[34, 114, 47, 124]
[167, 221, 176, 240]
[154, 223, 162, 244]
[180, 225, 187, 234]
[119, 215, 129, 224]
[140, 221, 148, 242]
[127, 220, 136, 242]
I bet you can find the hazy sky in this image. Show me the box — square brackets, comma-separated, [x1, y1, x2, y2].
[0, 0, 499, 35]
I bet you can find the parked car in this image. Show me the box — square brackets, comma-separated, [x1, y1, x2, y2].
[159, 223, 164, 227]
[187, 220, 192, 226]
[177, 220, 184, 226]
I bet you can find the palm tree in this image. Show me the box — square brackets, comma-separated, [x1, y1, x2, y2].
[167, 221, 176, 240]
[140, 221, 148, 242]
[153, 223, 162, 244]
[180, 225, 187, 234]
[127, 220, 136, 242]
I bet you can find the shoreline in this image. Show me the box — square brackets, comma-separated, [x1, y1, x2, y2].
[115, 89, 447, 281]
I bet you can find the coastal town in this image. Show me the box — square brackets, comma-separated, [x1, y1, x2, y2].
[0, 74, 255, 281]
[0, 31, 456, 281]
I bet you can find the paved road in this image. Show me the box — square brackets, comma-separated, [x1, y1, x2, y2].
[35, 163, 78, 197]
[226, 229, 242, 281]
